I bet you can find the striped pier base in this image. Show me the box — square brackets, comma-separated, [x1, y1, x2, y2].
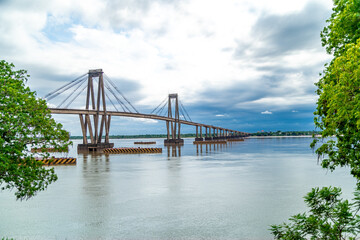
[103, 147, 162, 154]
[37, 157, 76, 165]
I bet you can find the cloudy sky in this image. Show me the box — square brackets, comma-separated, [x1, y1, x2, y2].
[0, 0, 333, 135]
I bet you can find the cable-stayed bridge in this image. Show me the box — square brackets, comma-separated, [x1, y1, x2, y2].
[46, 69, 249, 152]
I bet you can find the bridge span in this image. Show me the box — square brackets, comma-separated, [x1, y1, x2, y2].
[46, 69, 249, 152]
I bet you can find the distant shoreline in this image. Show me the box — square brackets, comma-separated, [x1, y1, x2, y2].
[70, 134, 320, 140]
[248, 135, 319, 138]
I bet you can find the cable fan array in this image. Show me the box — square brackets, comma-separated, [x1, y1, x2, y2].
[44, 73, 138, 113]
[150, 97, 192, 122]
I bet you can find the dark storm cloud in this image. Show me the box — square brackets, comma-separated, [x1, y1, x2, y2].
[234, 2, 331, 59]
[182, 101, 316, 133]
[103, 76, 144, 108]
[185, 62, 322, 132]
[209, 1, 333, 132]
[192, 63, 321, 112]
[202, 97, 315, 129]
[255, 61, 325, 92]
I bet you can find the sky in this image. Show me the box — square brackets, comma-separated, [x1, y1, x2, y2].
[0, 0, 334, 135]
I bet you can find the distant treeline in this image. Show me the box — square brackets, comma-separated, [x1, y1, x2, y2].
[250, 131, 320, 136]
[69, 131, 319, 139]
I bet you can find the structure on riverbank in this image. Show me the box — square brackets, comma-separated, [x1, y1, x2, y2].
[45, 69, 249, 152]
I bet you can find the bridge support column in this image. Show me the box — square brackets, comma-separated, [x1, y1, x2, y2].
[217, 129, 221, 140]
[204, 126, 212, 140]
[77, 69, 114, 153]
[225, 130, 229, 139]
[164, 94, 184, 145]
[213, 128, 218, 140]
[195, 125, 203, 141]
[221, 129, 226, 140]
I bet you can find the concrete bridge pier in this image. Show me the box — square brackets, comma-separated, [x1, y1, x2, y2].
[204, 126, 212, 140]
[78, 142, 114, 152]
[213, 128, 219, 140]
[77, 69, 114, 153]
[212, 128, 216, 139]
[164, 94, 184, 145]
[219, 129, 225, 140]
[195, 125, 203, 141]
[226, 130, 233, 140]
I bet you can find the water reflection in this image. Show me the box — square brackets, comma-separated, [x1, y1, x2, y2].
[166, 145, 182, 158]
[77, 153, 113, 238]
[195, 142, 228, 155]
[80, 152, 110, 173]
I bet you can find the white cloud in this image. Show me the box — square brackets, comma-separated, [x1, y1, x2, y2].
[235, 95, 318, 111]
[261, 110, 272, 115]
[0, 0, 332, 102]
[132, 118, 159, 124]
[0, 0, 334, 134]
[46, 102, 56, 108]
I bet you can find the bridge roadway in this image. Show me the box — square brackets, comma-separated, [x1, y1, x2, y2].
[49, 108, 247, 136]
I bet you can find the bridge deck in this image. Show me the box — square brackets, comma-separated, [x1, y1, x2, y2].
[49, 108, 247, 134]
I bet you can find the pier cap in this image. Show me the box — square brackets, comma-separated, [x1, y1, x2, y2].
[88, 69, 103, 77]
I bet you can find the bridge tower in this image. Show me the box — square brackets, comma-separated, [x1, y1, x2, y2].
[164, 93, 184, 145]
[77, 69, 114, 152]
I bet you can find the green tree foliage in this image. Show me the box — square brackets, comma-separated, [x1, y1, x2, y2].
[0, 60, 71, 200]
[313, 40, 360, 180]
[313, 0, 360, 180]
[271, 187, 360, 239]
[321, 0, 360, 57]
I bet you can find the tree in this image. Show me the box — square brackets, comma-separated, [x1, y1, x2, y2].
[270, 187, 360, 239]
[0, 60, 71, 200]
[321, 0, 360, 57]
[312, 40, 360, 180]
[316, 1, 360, 175]
[272, 0, 360, 237]
[313, 0, 360, 181]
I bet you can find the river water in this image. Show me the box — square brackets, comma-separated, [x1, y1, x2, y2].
[0, 137, 356, 239]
